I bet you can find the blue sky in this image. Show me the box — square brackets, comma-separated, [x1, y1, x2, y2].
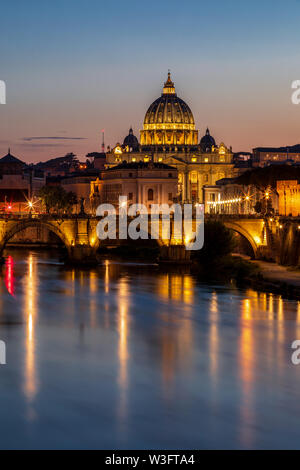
[1, 0, 300, 161]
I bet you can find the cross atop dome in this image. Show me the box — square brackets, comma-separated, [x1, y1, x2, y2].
[163, 71, 176, 95]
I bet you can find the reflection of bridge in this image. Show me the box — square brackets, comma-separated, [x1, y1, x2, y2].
[0, 214, 297, 265]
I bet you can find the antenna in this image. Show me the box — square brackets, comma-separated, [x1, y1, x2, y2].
[101, 130, 105, 153]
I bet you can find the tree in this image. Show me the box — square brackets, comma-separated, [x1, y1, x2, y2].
[38, 186, 77, 214]
[266, 197, 274, 215]
[254, 201, 262, 214]
[191, 221, 236, 264]
[253, 198, 273, 215]
[235, 164, 300, 191]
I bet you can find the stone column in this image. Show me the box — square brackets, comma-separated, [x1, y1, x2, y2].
[198, 172, 202, 203]
[137, 183, 142, 204]
[186, 171, 191, 203]
[184, 171, 189, 203]
[68, 245, 98, 266]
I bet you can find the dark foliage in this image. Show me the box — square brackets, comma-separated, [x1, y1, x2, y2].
[191, 220, 236, 264]
[235, 164, 300, 190]
[39, 186, 77, 214]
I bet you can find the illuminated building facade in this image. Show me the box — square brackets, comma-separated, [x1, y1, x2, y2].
[0, 150, 45, 213]
[60, 170, 100, 213]
[106, 73, 234, 203]
[204, 179, 279, 215]
[277, 180, 300, 216]
[91, 161, 178, 212]
[252, 145, 300, 167]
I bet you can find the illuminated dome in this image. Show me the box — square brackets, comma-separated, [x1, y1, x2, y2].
[141, 73, 198, 148]
[144, 73, 195, 129]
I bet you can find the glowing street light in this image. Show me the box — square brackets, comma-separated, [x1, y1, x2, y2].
[26, 198, 39, 214]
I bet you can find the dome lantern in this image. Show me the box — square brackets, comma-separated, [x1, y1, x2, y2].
[162, 71, 176, 95]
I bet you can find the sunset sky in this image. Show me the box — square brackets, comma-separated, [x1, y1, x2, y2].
[1, 0, 300, 163]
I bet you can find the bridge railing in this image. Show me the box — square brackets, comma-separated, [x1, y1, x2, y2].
[0, 213, 98, 221]
[205, 214, 264, 220]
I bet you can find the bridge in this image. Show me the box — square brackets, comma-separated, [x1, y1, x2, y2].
[209, 215, 300, 265]
[0, 215, 100, 264]
[208, 215, 268, 258]
[0, 214, 296, 265]
[0, 214, 192, 264]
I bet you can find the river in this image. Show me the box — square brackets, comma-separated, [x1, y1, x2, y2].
[0, 248, 299, 449]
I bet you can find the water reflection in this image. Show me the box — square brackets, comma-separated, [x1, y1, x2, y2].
[23, 253, 38, 405]
[5, 255, 14, 297]
[157, 273, 194, 304]
[239, 293, 255, 447]
[104, 260, 110, 294]
[209, 291, 219, 381]
[89, 271, 98, 328]
[117, 276, 130, 422]
[1, 250, 300, 449]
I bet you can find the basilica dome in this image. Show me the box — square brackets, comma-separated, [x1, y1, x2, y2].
[200, 128, 216, 152]
[143, 73, 195, 129]
[141, 73, 198, 148]
[123, 127, 139, 151]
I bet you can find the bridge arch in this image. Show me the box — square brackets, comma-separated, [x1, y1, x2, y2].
[223, 221, 258, 258]
[0, 219, 71, 255]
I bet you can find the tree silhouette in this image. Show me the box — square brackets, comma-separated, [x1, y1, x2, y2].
[39, 186, 77, 214]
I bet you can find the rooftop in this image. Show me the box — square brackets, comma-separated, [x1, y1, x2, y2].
[0, 149, 25, 165]
[106, 161, 176, 171]
[253, 144, 300, 153]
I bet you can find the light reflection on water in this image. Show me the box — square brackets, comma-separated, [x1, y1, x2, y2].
[0, 249, 300, 449]
[23, 253, 38, 408]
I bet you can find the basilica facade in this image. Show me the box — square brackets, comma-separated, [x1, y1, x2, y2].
[106, 73, 234, 203]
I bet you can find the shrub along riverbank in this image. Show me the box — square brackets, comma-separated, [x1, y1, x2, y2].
[190, 220, 261, 284]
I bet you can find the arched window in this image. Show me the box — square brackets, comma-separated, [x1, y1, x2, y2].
[148, 188, 154, 201]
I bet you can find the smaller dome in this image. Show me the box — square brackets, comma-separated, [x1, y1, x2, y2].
[123, 127, 139, 151]
[200, 128, 216, 152]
